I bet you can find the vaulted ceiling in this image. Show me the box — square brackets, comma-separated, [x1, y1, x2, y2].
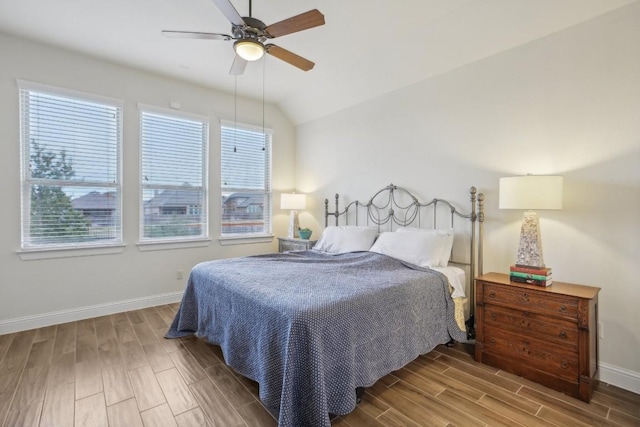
[0, 0, 636, 125]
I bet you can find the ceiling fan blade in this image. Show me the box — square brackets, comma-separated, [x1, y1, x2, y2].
[229, 55, 247, 75]
[161, 30, 231, 40]
[266, 44, 315, 71]
[265, 9, 325, 38]
[211, 0, 245, 27]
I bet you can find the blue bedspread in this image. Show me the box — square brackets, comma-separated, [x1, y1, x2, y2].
[166, 250, 466, 426]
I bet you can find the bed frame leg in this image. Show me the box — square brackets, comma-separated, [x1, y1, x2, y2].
[356, 387, 365, 403]
[466, 315, 476, 340]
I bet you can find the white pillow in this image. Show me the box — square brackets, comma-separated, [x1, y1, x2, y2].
[313, 226, 378, 254]
[396, 227, 454, 267]
[369, 231, 444, 268]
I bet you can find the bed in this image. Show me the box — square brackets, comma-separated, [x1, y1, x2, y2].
[166, 184, 485, 426]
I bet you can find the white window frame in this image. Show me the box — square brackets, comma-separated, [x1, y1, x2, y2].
[18, 80, 123, 258]
[220, 120, 273, 243]
[138, 104, 210, 249]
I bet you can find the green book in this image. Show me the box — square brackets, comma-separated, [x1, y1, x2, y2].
[510, 275, 553, 287]
[510, 271, 552, 281]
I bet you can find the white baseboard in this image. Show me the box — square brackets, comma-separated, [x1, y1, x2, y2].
[599, 361, 640, 395]
[0, 291, 183, 335]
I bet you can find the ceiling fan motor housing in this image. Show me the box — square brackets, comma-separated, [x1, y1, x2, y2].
[234, 17, 269, 42]
[242, 17, 267, 31]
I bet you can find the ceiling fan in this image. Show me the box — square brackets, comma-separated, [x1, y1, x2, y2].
[162, 0, 325, 75]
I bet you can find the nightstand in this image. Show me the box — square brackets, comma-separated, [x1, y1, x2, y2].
[278, 237, 317, 252]
[475, 272, 600, 402]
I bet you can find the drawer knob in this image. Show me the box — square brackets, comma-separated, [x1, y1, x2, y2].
[559, 305, 567, 313]
[522, 339, 529, 345]
[559, 331, 568, 339]
[521, 320, 530, 327]
[489, 290, 496, 298]
[490, 338, 496, 346]
[561, 360, 569, 369]
[491, 313, 497, 321]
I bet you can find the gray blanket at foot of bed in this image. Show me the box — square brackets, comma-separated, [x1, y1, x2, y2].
[166, 250, 466, 426]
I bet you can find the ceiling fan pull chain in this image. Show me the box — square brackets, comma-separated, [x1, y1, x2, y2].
[234, 75, 237, 153]
[262, 56, 266, 151]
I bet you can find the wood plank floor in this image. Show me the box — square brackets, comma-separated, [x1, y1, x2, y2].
[0, 303, 638, 426]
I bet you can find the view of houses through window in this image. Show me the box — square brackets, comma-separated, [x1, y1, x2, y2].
[221, 121, 272, 237]
[140, 108, 208, 241]
[19, 83, 272, 249]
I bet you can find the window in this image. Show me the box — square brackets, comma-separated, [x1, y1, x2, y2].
[140, 106, 208, 242]
[221, 121, 272, 237]
[19, 81, 122, 250]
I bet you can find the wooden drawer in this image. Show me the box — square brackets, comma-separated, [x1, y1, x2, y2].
[475, 273, 600, 402]
[482, 282, 578, 320]
[482, 326, 579, 381]
[483, 305, 578, 351]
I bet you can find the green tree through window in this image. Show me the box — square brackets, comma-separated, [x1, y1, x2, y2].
[29, 141, 90, 242]
[19, 82, 123, 249]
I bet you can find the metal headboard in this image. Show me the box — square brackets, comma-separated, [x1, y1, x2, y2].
[324, 183, 485, 336]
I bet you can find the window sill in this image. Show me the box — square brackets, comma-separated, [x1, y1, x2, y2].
[218, 235, 274, 246]
[17, 244, 126, 261]
[137, 238, 211, 252]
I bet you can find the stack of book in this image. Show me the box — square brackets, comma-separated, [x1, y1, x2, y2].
[510, 265, 553, 286]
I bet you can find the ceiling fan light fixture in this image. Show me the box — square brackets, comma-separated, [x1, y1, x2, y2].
[234, 39, 264, 61]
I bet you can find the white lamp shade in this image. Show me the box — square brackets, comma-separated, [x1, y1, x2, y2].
[280, 193, 306, 210]
[234, 39, 265, 61]
[499, 176, 563, 210]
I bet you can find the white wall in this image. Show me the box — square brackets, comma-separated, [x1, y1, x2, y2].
[296, 3, 640, 391]
[0, 34, 297, 328]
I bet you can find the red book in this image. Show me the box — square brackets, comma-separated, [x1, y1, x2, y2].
[510, 265, 552, 275]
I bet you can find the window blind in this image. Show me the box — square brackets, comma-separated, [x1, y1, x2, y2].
[19, 83, 122, 249]
[140, 108, 208, 241]
[221, 121, 272, 237]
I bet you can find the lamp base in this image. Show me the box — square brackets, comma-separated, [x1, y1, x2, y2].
[288, 210, 300, 238]
[516, 210, 545, 268]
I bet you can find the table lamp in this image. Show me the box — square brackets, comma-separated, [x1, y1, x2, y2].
[280, 193, 306, 238]
[499, 175, 563, 268]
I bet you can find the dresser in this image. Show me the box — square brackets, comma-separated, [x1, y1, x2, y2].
[278, 237, 317, 252]
[475, 272, 600, 402]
